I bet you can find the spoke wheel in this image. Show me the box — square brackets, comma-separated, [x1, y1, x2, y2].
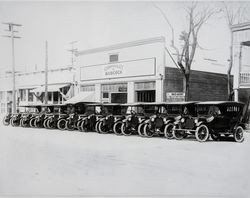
[164, 123, 174, 139]
[29, 118, 35, 127]
[47, 119, 53, 129]
[137, 124, 145, 137]
[43, 119, 48, 128]
[57, 119, 66, 130]
[173, 125, 185, 140]
[195, 124, 209, 142]
[95, 121, 100, 133]
[144, 124, 154, 137]
[80, 120, 88, 132]
[113, 122, 122, 135]
[66, 121, 75, 131]
[121, 123, 132, 136]
[234, 126, 244, 143]
[2, 116, 10, 126]
[98, 121, 108, 134]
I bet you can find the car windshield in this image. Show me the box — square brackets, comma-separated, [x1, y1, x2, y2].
[125, 106, 145, 115]
[166, 105, 182, 115]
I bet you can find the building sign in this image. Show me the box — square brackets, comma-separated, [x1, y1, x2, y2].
[80, 58, 156, 81]
[166, 92, 185, 102]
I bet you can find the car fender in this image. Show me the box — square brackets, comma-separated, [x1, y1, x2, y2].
[196, 121, 204, 127]
[164, 119, 172, 125]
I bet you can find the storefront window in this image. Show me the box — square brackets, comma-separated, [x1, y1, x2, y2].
[28, 89, 33, 102]
[19, 89, 26, 101]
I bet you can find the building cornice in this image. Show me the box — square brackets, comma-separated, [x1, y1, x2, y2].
[76, 36, 166, 56]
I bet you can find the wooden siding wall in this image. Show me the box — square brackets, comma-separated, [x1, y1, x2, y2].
[164, 67, 230, 101]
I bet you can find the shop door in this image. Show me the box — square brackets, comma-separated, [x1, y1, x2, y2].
[111, 93, 127, 103]
[137, 90, 155, 102]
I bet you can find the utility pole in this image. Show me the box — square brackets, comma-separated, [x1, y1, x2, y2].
[2, 22, 22, 113]
[44, 41, 48, 104]
[67, 41, 77, 66]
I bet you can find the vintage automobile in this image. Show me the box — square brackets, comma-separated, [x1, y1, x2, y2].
[19, 105, 41, 127]
[114, 103, 151, 136]
[2, 113, 12, 126]
[9, 113, 22, 127]
[45, 104, 68, 129]
[64, 102, 91, 131]
[193, 101, 248, 142]
[95, 103, 126, 134]
[136, 102, 163, 137]
[32, 105, 53, 128]
[170, 102, 198, 140]
[140, 102, 184, 138]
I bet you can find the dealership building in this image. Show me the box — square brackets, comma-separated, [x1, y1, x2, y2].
[0, 36, 229, 114]
[75, 36, 229, 104]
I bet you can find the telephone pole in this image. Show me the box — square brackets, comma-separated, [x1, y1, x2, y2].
[2, 22, 22, 113]
[67, 41, 77, 66]
[45, 41, 48, 104]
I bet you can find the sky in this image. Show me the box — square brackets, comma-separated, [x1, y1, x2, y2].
[0, 1, 250, 75]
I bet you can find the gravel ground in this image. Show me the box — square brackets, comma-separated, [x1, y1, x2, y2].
[0, 124, 250, 198]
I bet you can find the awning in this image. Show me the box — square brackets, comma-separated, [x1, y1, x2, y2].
[65, 91, 95, 104]
[30, 84, 69, 93]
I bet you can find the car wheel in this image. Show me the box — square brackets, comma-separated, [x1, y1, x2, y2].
[98, 121, 108, 134]
[57, 119, 66, 130]
[144, 124, 154, 137]
[34, 119, 40, 128]
[121, 123, 132, 136]
[195, 124, 209, 142]
[164, 123, 174, 139]
[47, 119, 53, 129]
[43, 119, 48, 128]
[29, 118, 35, 127]
[66, 121, 75, 131]
[2, 116, 10, 126]
[137, 123, 145, 137]
[173, 125, 185, 140]
[234, 126, 244, 143]
[80, 120, 88, 132]
[95, 121, 100, 133]
[113, 122, 122, 135]
[20, 119, 24, 127]
[210, 133, 220, 141]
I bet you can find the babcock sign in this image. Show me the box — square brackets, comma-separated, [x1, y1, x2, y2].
[80, 58, 156, 81]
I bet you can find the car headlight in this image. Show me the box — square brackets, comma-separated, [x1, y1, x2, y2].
[128, 117, 131, 121]
[181, 118, 185, 123]
[194, 119, 198, 124]
[163, 118, 167, 122]
[151, 117, 155, 122]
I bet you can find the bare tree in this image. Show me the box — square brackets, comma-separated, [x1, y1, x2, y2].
[222, 2, 249, 100]
[154, 2, 218, 101]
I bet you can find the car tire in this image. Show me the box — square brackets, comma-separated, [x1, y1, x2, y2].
[173, 125, 185, 140]
[121, 123, 132, 136]
[164, 123, 174, 139]
[144, 124, 154, 137]
[210, 133, 220, 141]
[234, 126, 244, 143]
[20, 119, 24, 127]
[98, 121, 108, 134]
[113, 122, 122, 135]
[95, 121, 100, 133]
[43, 119, 48, 128]
[66, 121, 75, 131]
[80, 120, 88, 132]
[29, 118, 35, 127]
[2, 116, 10, 126]
[195, 124, 209, 142]
[47, 119, 53, 129]
[57, 119, 66, 130]
[137, 123, 145, 137]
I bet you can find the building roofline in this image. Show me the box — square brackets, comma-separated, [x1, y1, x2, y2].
[76, 36, 165, 56]
[231, 22, 250, 32]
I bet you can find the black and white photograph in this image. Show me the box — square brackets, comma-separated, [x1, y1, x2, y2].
[0, 1, 250, 197]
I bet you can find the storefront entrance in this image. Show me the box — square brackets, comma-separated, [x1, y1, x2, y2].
[101, 83, 127, 103]
[135, 81, 156, 102]
[136, 90, 155, 102]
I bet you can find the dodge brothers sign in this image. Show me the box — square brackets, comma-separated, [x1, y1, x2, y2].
[80, 58, 156, 81]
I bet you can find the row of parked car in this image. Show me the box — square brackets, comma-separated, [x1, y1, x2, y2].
[2, 101, 248, 142]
